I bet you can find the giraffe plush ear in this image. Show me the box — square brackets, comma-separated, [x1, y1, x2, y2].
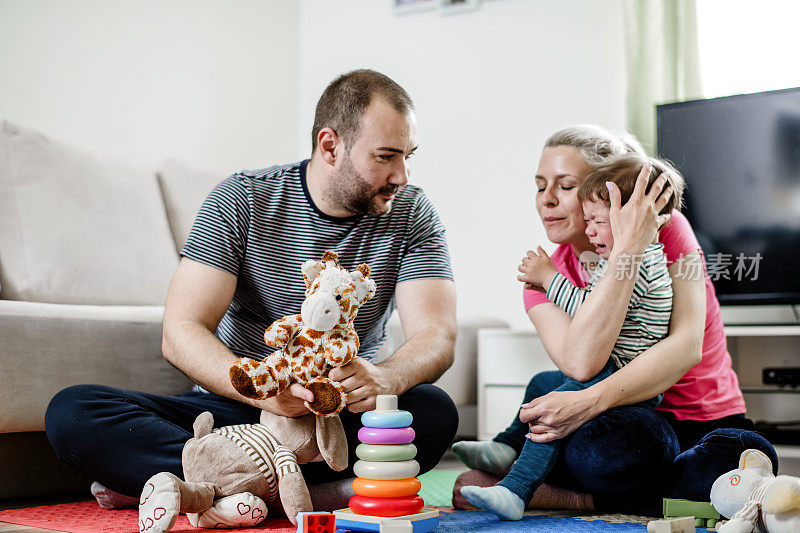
[321, 250, 339, 265]
[301, 260, 325, 290]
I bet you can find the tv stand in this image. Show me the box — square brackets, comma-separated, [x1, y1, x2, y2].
[721, 304, 800, 325]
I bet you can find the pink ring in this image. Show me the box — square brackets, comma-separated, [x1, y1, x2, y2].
[358, 426, 415, 445]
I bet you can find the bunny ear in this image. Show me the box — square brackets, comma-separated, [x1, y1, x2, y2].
[301, 260, 325, 289]
[739, 448, 773, 474]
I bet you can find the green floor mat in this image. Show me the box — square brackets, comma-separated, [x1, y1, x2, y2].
[418, 469, 462, 507]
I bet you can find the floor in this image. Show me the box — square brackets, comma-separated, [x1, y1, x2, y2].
[0, 451, 469, 532]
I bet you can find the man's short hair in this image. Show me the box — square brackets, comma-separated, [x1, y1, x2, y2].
[311, 69, 414, 153]
[578, 154, 685, 215]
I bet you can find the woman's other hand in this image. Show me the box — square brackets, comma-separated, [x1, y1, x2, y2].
[607, 164, 673, 256]
[519, 388, 603, 443]
[517, 246, 558, 292]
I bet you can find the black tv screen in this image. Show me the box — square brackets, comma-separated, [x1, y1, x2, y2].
[657, 87, 800, 305]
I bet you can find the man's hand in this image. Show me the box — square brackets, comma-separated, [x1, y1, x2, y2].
[329, 357, 394, 413]
[519, 388, 604, 443]
[517, 246, 558, 292]
[259, 383, 314, 418]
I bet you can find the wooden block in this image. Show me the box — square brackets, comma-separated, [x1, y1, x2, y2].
[379, 519, 413, 533]
[647, 516, 695, 533]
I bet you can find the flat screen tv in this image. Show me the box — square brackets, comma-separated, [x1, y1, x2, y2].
[657, 87, 800, 308]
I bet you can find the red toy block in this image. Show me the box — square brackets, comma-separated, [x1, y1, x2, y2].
[297, 512, 336, 533]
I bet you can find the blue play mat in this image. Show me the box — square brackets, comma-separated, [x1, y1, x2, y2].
[436, 510, 654, 532]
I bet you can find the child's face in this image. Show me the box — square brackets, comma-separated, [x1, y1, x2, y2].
[582, 199, 613, 259]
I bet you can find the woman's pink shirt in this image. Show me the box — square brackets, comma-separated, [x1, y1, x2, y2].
[522, 211, 746, 421]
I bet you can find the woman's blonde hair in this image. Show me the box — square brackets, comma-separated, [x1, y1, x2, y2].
[545, 125, 647, 168]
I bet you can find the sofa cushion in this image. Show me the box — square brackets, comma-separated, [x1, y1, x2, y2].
[0, 120, 178, 305]
[157, 159, 223, 252]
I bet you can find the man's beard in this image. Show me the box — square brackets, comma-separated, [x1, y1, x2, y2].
[327, 154, 400, 216]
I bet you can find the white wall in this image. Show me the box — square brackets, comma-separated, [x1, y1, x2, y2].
[1, 0, 628, 328]
[298, 0, 627, 329]
[0, 0, 299, 176]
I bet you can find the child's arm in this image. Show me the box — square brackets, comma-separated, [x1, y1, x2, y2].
[517, 246, 559, 292]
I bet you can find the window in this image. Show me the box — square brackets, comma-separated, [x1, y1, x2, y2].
[697, 0, 800, 98]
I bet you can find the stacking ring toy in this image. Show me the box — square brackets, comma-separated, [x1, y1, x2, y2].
[356, 443, 417, 462]
[361, 410, 413, 429]
[348, 495, 424, 517]
[354, 459, 420, 480]
[358, 426, 415, 445]
[351, 477, 421, 498]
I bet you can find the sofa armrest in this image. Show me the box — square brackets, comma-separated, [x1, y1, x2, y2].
[0, 300, 193, 433]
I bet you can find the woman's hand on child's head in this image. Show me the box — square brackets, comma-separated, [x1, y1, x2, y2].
[607, 164, 673, 256]
[517, 246, 557, 292]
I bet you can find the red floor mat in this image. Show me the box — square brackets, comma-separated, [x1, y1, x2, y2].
[0, 500, 297, 533]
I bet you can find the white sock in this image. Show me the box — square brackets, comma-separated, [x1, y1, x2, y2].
[188, 493, 267, 528]
[451, 441, 517, 474]
[461, 485, 525, 521]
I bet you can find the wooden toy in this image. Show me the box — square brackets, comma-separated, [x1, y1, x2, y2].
[663, 498, 720, 528]
[646, 516, 695, 533]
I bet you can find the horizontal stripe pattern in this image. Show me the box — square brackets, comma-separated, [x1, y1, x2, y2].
[547, 244, 672, 369]
[213, 423, 301, 501]
[181, 159, 452, 364]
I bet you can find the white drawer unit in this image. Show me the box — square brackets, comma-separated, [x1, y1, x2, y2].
[477, 328, 556, 441]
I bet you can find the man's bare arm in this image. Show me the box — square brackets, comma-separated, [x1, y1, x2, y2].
[331, 278, 457, 412]
[162, 257, 311, 417]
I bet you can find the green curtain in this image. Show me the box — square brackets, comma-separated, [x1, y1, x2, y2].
[623, 0, 703, 154]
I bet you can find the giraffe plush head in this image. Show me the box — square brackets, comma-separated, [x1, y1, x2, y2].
[300, 250, 376, 332]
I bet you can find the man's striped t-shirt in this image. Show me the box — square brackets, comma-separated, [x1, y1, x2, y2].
[180, 159, 453, 364]
[545, 243, 672, 369]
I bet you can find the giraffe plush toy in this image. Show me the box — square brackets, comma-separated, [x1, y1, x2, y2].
[230, 250, 376, 416]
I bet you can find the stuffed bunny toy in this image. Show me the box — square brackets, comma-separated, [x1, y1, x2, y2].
[710, 448, 800, 532]
[139, 410, 333, 532]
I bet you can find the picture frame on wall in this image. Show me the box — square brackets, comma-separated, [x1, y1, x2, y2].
[440, 0, 481, 15]
[393, 0, 438, 15]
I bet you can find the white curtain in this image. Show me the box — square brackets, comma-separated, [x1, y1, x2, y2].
[623, 0, 703, 154]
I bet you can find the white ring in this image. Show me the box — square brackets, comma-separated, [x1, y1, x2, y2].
[353, 459, 420, 480]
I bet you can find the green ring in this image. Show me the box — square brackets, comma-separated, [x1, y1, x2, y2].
[355, 443, 418, 462]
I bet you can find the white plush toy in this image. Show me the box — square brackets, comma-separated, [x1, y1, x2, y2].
[710, 448, 800, 532]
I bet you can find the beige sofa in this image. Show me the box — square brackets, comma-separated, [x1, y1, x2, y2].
[0, 120, 506, 499]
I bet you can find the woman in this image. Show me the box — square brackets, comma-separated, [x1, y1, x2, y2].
[453, 125, 776, 515]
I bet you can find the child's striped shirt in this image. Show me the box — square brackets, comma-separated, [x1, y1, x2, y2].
[545, 243, 672, 369]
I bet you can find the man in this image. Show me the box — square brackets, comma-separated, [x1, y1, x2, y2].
[45, 69, 458, 512]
